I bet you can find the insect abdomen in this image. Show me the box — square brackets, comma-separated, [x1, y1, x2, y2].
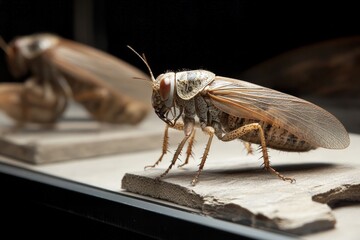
[220, 113, 315, 152]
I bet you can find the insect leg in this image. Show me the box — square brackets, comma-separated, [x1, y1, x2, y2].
[242, 141, 253, 155]
[157, 131, 192, 179]
[18, 78, 37, 128]
[27, 79, 67, 124]
[157, 118, 196, 180]
[74, 88, 111, 118]
[145, 124, 170, 169]
[191, 126, 215, 186]
[177, 128, 196, 168]
[145, 122, 184, 169]
[220, 123, 295, 183]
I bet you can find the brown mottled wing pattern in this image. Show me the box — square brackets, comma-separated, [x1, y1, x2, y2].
[207, 76, 350, 149]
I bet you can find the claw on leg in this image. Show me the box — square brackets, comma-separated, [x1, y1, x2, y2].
[265, 166, 296, 183]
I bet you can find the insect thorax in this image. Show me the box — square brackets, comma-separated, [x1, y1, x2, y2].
[176, 70, 215, 100]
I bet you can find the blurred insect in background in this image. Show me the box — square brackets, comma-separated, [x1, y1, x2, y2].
[0, 78, 67, 133]
[129, 46, 350, 186]
[0, 33, 151, 130]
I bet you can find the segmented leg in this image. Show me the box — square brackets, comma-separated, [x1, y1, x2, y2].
[74, 88, 111, 119]
[191, 126, 215, 185]
[158, 128, 194, 179]
[177, 129, 196, 168]
[221, 123, 295, 183]
[145, 122, 184, 169]
[242, 141, 253, 155]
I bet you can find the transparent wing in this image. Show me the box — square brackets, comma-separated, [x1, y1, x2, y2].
[207, 76, 350, 149]
[48, 39, 151, 105]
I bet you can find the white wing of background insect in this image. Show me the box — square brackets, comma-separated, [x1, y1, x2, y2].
[48, 38, 151, 107]
[207, 77, 350, 149]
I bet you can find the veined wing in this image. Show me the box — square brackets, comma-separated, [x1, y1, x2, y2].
[207, 76, 350, 149]
[48, 38, 151, 106]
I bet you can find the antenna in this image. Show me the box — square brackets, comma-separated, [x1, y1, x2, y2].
[127, 45, 156, 82]
[132, 76, 152, 85]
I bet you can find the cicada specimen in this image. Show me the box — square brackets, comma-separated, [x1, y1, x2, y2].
[0, 33, 151, 127]
[129, 46, 350, 185]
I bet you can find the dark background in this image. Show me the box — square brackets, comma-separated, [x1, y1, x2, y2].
[1, 0, 359, 80]
[0, 0, 359, 133]
[0, 2, 359, 238]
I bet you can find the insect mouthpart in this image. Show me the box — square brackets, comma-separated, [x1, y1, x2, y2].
[155, 104, 182, 127]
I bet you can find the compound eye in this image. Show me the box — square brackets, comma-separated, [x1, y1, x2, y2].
[159, 76, 171, 101]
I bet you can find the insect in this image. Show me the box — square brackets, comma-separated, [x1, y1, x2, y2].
[128, 46, 350, 185]
[0, 78, 67, 133]
[0, 33, 151, 127]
